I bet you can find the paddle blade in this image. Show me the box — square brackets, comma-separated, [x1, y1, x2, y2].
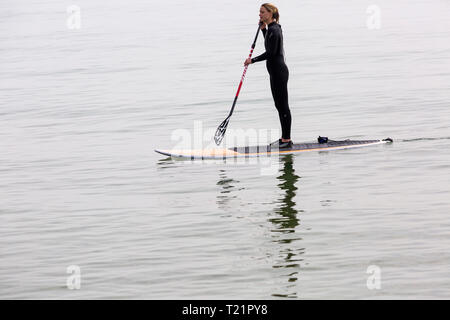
[214, 118, 230, 145]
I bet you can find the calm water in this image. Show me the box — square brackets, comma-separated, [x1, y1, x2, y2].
[1, 0, 449, 299]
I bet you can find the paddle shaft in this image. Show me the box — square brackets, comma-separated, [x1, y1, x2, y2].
[227, 24, 262, 118]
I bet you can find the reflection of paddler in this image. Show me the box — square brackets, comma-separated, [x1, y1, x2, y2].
[270, 155, 300, 232]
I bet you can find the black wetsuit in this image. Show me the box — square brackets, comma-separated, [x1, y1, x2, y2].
[251, 22, 291, 140]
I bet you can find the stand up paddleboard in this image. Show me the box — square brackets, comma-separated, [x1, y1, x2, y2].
[155, 138, 393, 160]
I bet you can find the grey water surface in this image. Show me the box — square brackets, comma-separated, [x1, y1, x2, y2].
[1, 0, 449, 299]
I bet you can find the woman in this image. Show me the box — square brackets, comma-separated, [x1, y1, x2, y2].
[244, 3, 293, 149]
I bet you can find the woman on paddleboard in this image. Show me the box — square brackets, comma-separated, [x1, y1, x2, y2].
[244, 3, 293, 149]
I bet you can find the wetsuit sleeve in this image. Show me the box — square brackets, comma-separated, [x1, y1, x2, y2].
[251, 28, 280, 63]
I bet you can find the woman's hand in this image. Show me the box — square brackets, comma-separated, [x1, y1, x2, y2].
[259, 20, 266, 30]
[244, 58, 252, 66]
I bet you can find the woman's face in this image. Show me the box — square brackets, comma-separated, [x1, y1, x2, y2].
[259, 6, 272, 24]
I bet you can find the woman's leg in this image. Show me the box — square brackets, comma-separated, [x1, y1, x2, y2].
[270, 70, 291, 140]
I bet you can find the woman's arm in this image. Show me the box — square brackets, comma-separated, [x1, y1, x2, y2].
[251, 28, 280, 63]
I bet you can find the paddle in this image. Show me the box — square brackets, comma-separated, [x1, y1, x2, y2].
[214, 22, 263, 146]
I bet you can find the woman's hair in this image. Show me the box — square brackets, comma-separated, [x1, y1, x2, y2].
[261, 3, 280, 23]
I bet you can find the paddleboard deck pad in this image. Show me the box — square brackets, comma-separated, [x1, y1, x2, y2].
[155, 138, 393, 160]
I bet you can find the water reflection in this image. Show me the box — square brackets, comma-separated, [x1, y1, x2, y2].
[214, 155, 305, 298]
[270, 154, 301, 233]
[216, 169, 241, 210]
[156, 157, 176, 169]
[270, 154, 304, 299]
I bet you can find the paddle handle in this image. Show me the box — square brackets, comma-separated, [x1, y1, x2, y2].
[228, 23, 262, 117]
